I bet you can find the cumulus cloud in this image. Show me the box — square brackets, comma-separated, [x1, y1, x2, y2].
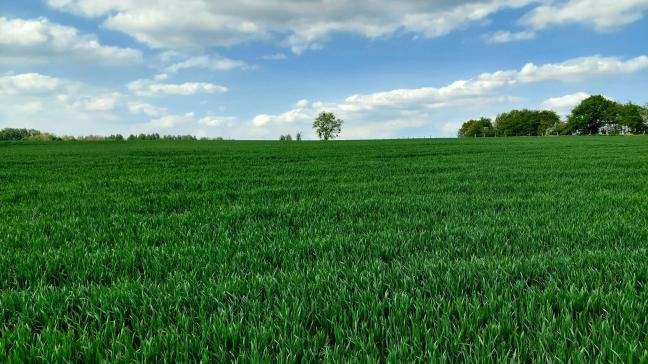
[128, 78, 228, 96]
[334, 55, 648, 112]
[0, 72, 132, 134]
[251, 54, 648, 137]
[0, 71, 228, 137]
[0, 17, 142, 65]
[198, 116, 237, 127]
[147, 112, 196, 128]
[541, 92, 590, 114]
[71, 92, 122, 111]
[520, 0, 648, 32]
[46, 0, 539, 52]
[0, 73, 63, 94]
[128, 102, 167, 117]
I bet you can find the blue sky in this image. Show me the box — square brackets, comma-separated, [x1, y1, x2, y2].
[1, 0, 647, 139]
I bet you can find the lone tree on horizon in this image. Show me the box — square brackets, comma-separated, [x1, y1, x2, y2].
[313, 112, 343, 140]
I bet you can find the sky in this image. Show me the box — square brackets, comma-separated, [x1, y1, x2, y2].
[1, 0, 647, 140]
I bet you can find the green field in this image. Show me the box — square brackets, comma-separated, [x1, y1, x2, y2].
[1, 137, 648, 362]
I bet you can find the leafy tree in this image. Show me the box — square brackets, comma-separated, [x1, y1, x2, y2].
[567, 95, 619, 135]
[637, 103, 648, 133]
[0, 128, 41, 141]
[458, 117, 493, 137]
[313, 112, 343, 140]
[296, 132, 302, 141]
[494, 109, 560, 136]
[619, 103, 645, 134]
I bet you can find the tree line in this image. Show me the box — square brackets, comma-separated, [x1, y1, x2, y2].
[2, 111, 346, 143]
[0, 129, 226, 142]
[458, 95, 648, 137]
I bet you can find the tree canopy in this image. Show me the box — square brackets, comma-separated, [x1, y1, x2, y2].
[0, 128, 42, 141]
[313, 112, 343, 141]
[567, 95, 620, 135]
[495, 109, 561, 136]
[618, 103, 646, 134]
[458, 98, 647, 137]
[458, 118, 493, 137]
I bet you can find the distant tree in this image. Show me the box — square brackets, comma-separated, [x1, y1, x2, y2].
[0, 128, 41, 141]
[313, 112, 343, 140]
[80, 135, 106, 141]
[494, 109, 560, 136]
[567, 95, 620, 135]
[296, 131, 302, 141]
[458, 117, 493, 137]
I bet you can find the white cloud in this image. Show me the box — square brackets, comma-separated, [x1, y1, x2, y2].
[542, 92, 590, 113]
[198, 116, 237, 127]
[165, 55, 250, 73]
[46, 0, 539, 52]
[128, 78, 228, 96]
[0, 73, 63, 94]
[484, 30, 536, 43]
[147, 113, 196, 128]
[520, 0, 648, 31]
[0, 17, 142, 65]
[515, 55, 648, 82]
[128, 102, 167, 117]
[43, 1, 648, 53]
[73, 92, 122, 111]
[0, 73, 135, 135]
[252, 107, 315, 126]
[251, 54, 648, 137]
[0, 72, 226, 137]
[335, 55, 648, 112]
